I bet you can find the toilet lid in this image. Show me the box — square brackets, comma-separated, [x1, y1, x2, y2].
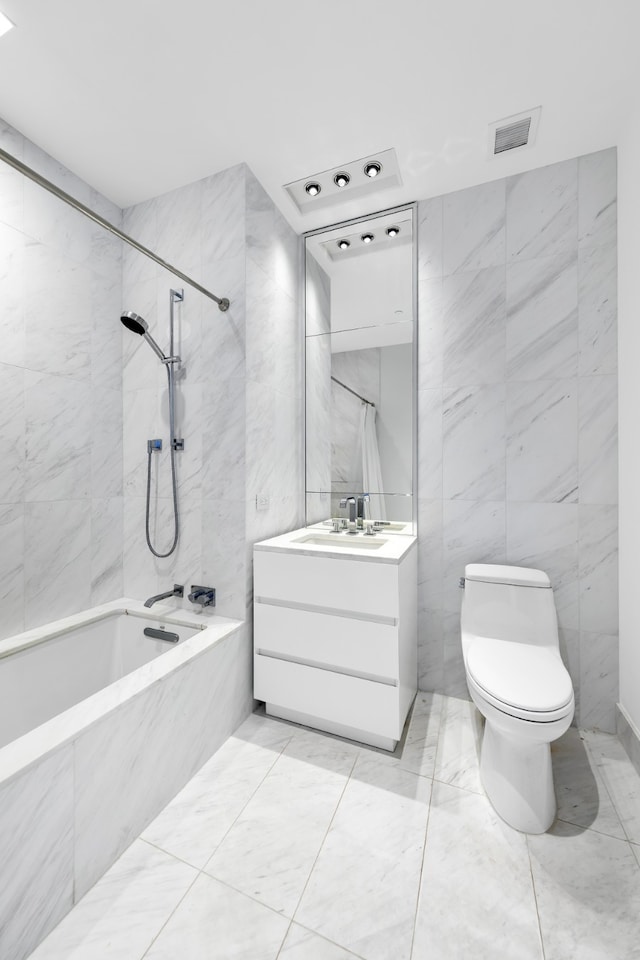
[466, 638, 573, 712]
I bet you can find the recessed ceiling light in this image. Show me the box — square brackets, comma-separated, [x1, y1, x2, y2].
[0, 11, 14, 37]
[337, 239, 350, 250]
[386, 226, 400, 237]
[364, 161, 382, 178]
[361, 233, 374, 244]
[284, 149, 401, 214]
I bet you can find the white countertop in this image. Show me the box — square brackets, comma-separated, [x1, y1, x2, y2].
[254, 526, 417, 564]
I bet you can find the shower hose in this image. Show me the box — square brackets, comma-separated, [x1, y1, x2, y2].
[145, 364, 179, 558]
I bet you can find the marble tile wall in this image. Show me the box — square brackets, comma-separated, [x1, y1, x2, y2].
[0, 118, 123, 641]
[244, 169, 303, 608]
[417, 148, 618, 731]
[122, 164, 301, 624]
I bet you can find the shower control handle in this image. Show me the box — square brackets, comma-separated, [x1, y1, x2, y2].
[188, 585, 216, 608]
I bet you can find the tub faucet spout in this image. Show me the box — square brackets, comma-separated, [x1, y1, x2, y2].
[144, 584, 184, 608]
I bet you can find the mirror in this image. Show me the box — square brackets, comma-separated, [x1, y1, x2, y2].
[304, 205, 416, 534]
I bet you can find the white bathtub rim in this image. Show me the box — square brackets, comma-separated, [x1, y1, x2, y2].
[0, 598, 223, 660]
[0, 598, 243, 789]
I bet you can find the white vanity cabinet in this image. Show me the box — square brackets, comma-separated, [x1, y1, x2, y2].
[253, 529, 417, 750]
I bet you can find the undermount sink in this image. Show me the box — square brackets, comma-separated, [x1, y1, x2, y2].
[292, 533, 388, 550]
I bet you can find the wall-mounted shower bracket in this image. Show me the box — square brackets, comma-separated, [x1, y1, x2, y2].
[171, 439, 184, 451]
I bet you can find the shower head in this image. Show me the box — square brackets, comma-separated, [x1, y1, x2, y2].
[120, 311, 167, 362]
[120, 311, 148, 336]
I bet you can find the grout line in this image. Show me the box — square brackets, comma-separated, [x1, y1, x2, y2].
[287, 750, 360, 928]
[431, 691, 446, 780]
[136, 733, 293, 960]
[139, 864, 201, 960]
[408, 761, 435, 960]
[198, 734, 294, 876]
[284, 921, 370, 959]
[273, 919, 294, 960]
[581, 733, 638, 847]
[525, 834, 547, 960]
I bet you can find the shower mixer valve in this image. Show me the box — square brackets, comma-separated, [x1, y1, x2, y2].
[188, 585, 216, 608]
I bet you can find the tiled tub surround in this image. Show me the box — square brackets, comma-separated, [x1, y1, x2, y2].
[0, 600, 251, 960]
[26, 697, 640, 960]
[0, 118, 124, 642]
[121, 164, 302, 625]
[417, 148, 619, 731]
[0, 109, 301, 657]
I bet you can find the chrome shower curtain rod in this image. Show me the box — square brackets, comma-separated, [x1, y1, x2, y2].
[0, 145, 230, 311]
[331, 375, 375, 407]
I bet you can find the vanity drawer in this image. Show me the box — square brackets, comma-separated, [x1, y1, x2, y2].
[254, 549, 399, 619]
[254, 601, 399, 681]
[254, 654, 401, 740]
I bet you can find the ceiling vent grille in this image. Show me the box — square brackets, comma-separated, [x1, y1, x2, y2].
[488, 107, 541, 158]
[494, 117, 531, 153]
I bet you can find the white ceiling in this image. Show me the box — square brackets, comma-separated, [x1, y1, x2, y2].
[0, 0, 638, 234]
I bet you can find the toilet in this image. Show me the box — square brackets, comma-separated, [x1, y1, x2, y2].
[460, 563, 574, 834]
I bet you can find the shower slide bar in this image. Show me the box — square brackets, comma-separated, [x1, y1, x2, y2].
[0, 145, 230, 311]
[331, 375, 375, 407]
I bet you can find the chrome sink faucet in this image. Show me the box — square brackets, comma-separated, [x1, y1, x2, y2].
[356, 494, 369, 529]
[144, 584, 184, 608]
[340, 497, 357, 523]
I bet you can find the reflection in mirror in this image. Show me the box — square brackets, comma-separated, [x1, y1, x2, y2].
[304, 206, 416, 533]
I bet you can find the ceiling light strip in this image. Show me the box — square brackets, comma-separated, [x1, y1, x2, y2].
[0, 145, 230, 310]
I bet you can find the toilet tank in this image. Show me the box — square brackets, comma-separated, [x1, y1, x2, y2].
[461, 564, 559, 648]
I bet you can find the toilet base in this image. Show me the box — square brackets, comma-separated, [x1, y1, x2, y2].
[480, 720, 556, 834]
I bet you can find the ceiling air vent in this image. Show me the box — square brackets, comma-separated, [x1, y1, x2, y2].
[488, 107, 541, 158]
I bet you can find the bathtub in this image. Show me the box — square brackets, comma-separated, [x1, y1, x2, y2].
[0, 599, 252, 960]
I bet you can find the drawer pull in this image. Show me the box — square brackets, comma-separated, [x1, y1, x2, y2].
[255, 595, 397, 626]
[256, 648, 397, 687]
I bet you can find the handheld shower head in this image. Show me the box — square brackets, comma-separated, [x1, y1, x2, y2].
[121, 311, 148, 336]
[120, 311, 167, 362]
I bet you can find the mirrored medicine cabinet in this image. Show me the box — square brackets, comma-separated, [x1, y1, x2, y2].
[304, 204, 417, 534]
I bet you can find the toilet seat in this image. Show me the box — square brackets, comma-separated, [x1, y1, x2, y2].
[465, 636, 574, 722]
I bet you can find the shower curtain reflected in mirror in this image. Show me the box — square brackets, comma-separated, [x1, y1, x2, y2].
[360, 402, 386, 521]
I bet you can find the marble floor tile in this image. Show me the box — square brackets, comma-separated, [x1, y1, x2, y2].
[295, 756, 431, 960]
[413, 781, 543, 960]
[142, 729, 291, 868]
[202, 732, 357, 916]
[362, 693, 444, 781]
[552, 727, 626, 840]
[18, 703, 640, 960]
[29, 840, 197, 960]
[582, 730, 640, 844]
[279, 923, 364, 960]
[528, 821, 640, 960]
[144, 873, 289, 960]
[399, 692, 444, 779]
[433, 695, 484, 794]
